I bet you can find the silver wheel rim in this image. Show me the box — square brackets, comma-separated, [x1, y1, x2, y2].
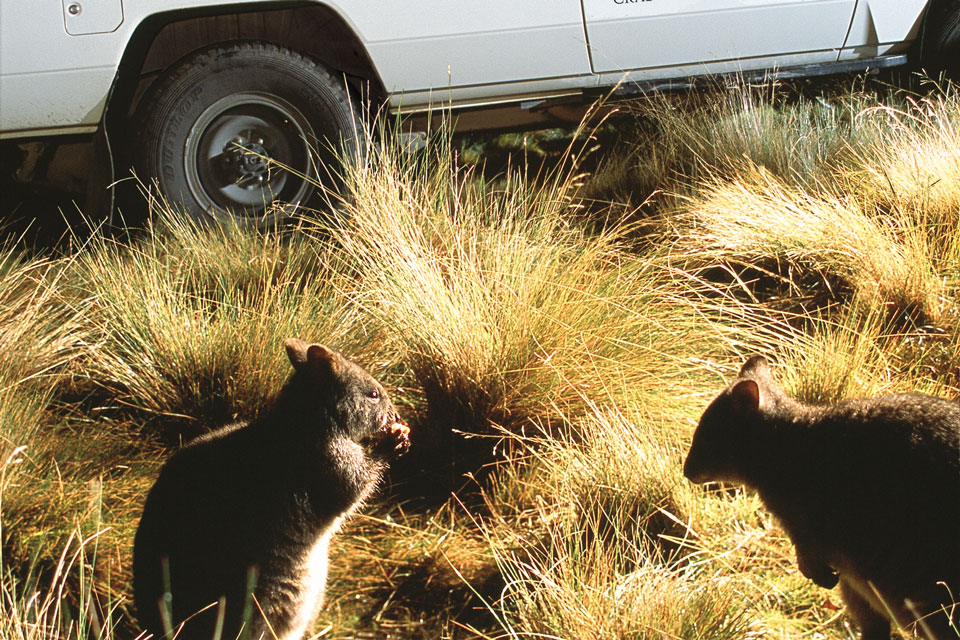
[183, 92, 316, 221]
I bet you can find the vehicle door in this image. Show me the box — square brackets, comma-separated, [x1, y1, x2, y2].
[581, 0, 858, 75]
[0, 0, 124, 135]
[341, 0, 592, 107]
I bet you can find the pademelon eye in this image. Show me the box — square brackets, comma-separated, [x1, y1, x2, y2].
[369, 389, 380, 401]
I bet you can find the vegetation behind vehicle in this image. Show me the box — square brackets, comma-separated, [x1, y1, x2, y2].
[2, 78, 958, 638]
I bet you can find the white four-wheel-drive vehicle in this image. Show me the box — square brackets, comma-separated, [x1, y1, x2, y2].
[1, 0, 957, 224]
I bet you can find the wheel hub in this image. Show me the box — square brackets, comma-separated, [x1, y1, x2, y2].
[184, 93, 316, 219]
[225, 131, 273, 189]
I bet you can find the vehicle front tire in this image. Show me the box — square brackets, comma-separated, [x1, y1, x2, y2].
[132, 41, 362, 227]
[922, 0, 960, 80]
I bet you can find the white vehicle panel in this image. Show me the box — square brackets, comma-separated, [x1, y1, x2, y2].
[840, 0, 927, 59]
[601, 50, 852, 87]
[1, 0, 256, 135]
[337, 1, 591, 92]
[583, 0, 856, 73]
[0, 0, 939, 136]
[0, 69, 114, 135]
[387, 76, 595, 112]
[62, 0, 124, 35]
[0, 1, 125, 134]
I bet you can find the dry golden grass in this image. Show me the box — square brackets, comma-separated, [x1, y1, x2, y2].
[842, 90, 960, 226]
[62, 211, 389, 431]
[3, 80, 958, 640]
[322, 127, 719, 457]
[666, 166, 947, 326]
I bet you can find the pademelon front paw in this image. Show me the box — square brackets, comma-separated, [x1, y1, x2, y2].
[367, 422, 410, 458]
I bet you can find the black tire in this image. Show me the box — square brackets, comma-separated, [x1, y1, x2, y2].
[922, 0, 960, 80]
[133, 41, 362, 226]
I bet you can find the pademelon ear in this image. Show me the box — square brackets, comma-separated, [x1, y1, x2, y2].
[285, 338, 310, 367]
[285, 339, 340, 375]
[739, 355, 770, 378]
[730, 379, 760, 413]
[305, 344, 340, 374]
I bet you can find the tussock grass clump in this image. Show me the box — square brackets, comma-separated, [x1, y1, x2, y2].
[491, 540, 752, 640]
[470, 397, 766, 640]
[65, 213, 372, 434]
[3, 82, 959, 640]
[0, 243, 135, 636]
[0, 244, 88, 563]
[319, 504, 500, 638]
[659, 83, 871, 184]
[837, 92, 960, 350]
[0, 246, 84, 399]
[327, 130, 714, 453]
[657, 83, 960, 392]
[668, 167, 947, 327]
[771, 308, 920, 403]
[585, 80, 882, 207]
[0, 382, 57, 556]
[0, 525, 123, 640]
[842, 90, 960, 228]
[480, 415, 752, 640]
[541, 403, 695, 553]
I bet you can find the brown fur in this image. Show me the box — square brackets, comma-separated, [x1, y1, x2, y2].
[684, 356, 959, 640]
[133, 339, 409, 640]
